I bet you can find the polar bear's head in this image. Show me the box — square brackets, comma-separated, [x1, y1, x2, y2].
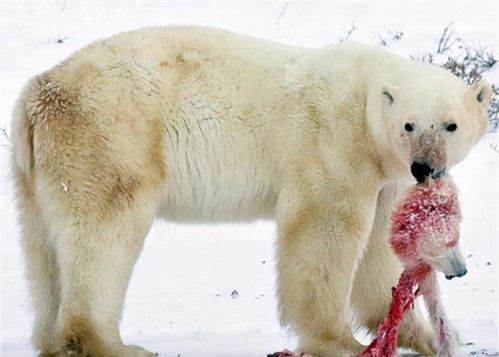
[378, 75, 492, 182]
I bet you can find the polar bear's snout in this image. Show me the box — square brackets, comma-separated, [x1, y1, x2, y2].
[410, 160, 446, 183]
[409, 131, 447, 182]
[410, 161, 433, 183]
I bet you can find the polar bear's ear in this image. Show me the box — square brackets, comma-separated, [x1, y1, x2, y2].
[472, 79, 493, 107]
[382, 84, 398, 105]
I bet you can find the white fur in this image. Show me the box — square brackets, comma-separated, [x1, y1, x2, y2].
[10, 26, 491, 357]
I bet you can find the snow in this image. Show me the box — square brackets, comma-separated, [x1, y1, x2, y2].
[1, 1, 498, 356]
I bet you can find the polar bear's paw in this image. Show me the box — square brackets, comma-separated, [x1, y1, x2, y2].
[267, 350, 315, 357]
[44, 344, 157, 357]
[123, 345, 157, 357]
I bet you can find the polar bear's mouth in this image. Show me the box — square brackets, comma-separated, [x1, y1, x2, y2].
[431, 168, 447, 179]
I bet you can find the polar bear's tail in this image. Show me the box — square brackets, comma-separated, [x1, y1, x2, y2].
[11, 73, 77, 178]
[11, 77, 40, 176]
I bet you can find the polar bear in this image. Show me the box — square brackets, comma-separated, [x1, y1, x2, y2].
[11, 26, 492, 357]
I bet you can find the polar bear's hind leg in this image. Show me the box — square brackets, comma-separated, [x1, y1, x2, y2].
[12, 73, 165, 356]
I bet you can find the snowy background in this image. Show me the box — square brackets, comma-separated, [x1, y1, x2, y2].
[1, 0, 498, 356]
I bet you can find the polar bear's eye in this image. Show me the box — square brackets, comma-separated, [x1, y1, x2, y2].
[446, 123, 458, 132]
[404, 123, 414, 132]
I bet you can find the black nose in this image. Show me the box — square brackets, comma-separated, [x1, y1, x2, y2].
[445, 268, 467, 280]
[410, 161, 434, 183]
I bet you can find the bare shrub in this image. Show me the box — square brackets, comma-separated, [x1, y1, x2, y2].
[340, 22, 357, 42]
[411, 25, 498, 131]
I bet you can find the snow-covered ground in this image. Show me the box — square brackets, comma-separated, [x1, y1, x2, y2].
[1, 1, 498, 356]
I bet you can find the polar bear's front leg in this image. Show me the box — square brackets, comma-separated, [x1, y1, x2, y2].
[276, 184, 377, 357]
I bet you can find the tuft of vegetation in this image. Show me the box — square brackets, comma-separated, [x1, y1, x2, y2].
[376, 30, 404, 47]
[411, 25, 498, 131]
[0, 126, 10, 148]
[339, 22, 357, 42]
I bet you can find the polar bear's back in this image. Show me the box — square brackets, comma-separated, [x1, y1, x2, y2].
[58, 26, 308, 81]
[41, 27, 310, 222]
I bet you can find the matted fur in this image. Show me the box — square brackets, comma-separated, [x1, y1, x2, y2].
[11, 26, 491, 357]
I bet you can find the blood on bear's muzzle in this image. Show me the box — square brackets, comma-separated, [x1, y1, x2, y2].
[410, 132, 447, 183]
